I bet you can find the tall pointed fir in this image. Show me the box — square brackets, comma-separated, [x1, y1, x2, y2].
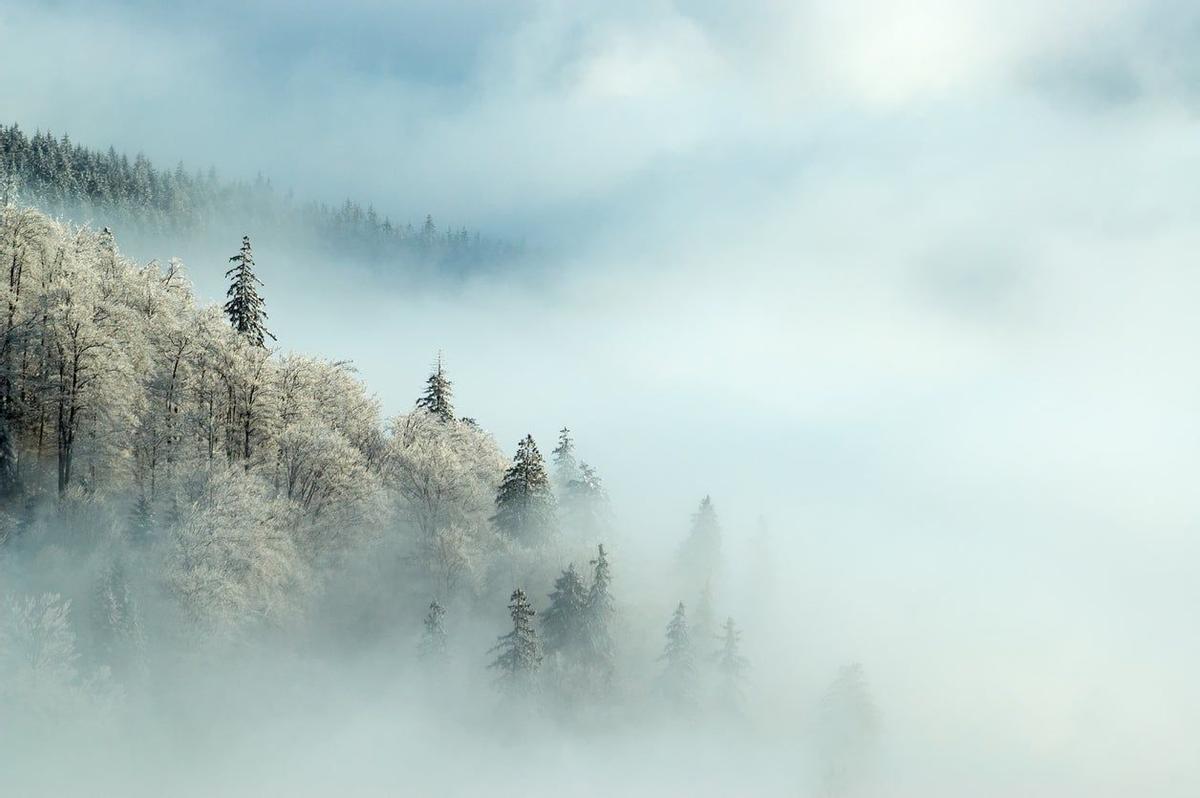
[542, 563, 588, 660]
[488, 588, 542, 694]
[584, 543, 615, 680]
[223, 235, 273, 347]
[551, 427, 580, 492]
[658, 601, 695, 711]
[492, 435, 557, 544]
[678, 495, 722, 585]
[713, 617, 749, 712]
[418, 600, 448, 664]
[415, 353, 454, 422]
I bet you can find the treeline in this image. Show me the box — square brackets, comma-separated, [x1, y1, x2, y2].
[0, 123, 523, 275]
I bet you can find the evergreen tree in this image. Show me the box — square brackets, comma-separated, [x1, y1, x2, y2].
[128, 493, 154, 543]
[542, 563, 587, 659]
[551, 427, 579, 490]
[713, 617, 749, 711]
[223, 235, 273, 347]
[418, 600, 447, 663]
[488, 588, 542, 693]
[492, 435, 556, 543]
[678, 495, 722, 583]
[414, 353, 454, 422]
[658, 601, 695, 710]
[818, 663, 879, 796]
[93, 559, 148, 681]
[584, 543, 615, 678]
[694, 578, 717, 648]
[563, 461, 610, 541]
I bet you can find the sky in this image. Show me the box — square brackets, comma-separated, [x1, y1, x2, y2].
[3, 1, 1200, 793]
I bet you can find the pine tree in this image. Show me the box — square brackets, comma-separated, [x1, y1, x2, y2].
[542, 563, 587, 659]
[492, 435, 557, 543]
[414, 353, 454, 422]
[658, 601, 695, 710]
[584, 543, 615, 678]
[488, 588, 542, 693]
[678, 495, 722, 583]
[418, 600, 447, 663]
[223, 235, 273, 347]
[551, 427, 579, 490]
[713, 617, 748, 711]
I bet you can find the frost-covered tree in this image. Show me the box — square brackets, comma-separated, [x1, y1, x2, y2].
[387, 412, 504, 538]
[415, 353, 454, 422]
[385, 411, 505, 593]
[818, 663, 880, 796]
[167, 466, 307, 636]
[492, 434, 556, 544]
[678, 495, 722, 586]
[658, 601, 695, 711]
[712, 617, 748, 712]
[542, 563, 587, 659]
[488, 588, 542, 693]
[0, 593, 117, 721]
[223, 235, 272, 347]
[418, 600, 447, 664]
[551, 427, 579, 491]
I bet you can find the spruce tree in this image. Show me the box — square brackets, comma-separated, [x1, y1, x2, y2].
[584, 543, 615, 678]
[551, 427, 579, 490]
[93, 559, 148, 681]
[418, 600, 447, 663]
[488, 588, 542, 693]
[414, 353, 454, 422]
[128, 493, 154, 544]
[713, 617, 749, 711]
[492, 435, 556, 543]
[678, 495, 722, 583]
[658, 601, 695, 710]
[223, 235, 273, 347]
[563, 461, 610, 541]
[694, 579, 717, 648]
[542, 563, 587, 659]
[818, 663, 879, 796]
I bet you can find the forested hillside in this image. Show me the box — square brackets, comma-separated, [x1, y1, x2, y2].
[0, 201, 875, 794]
[0, 123, 522, 276]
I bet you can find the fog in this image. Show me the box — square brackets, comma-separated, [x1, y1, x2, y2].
[2, 1, 1200, 796]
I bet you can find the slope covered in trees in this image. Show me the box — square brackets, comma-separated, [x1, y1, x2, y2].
[0, 123, 522, 277]
[0, 200, 877, 795]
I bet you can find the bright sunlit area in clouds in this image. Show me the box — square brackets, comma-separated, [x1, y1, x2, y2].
[1, 1, 1199, 796]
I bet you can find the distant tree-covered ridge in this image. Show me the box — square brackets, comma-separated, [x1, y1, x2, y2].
[0, 123, 523, 275]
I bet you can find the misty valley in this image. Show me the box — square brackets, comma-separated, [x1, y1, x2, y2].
[3, 1, 1195, 795]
